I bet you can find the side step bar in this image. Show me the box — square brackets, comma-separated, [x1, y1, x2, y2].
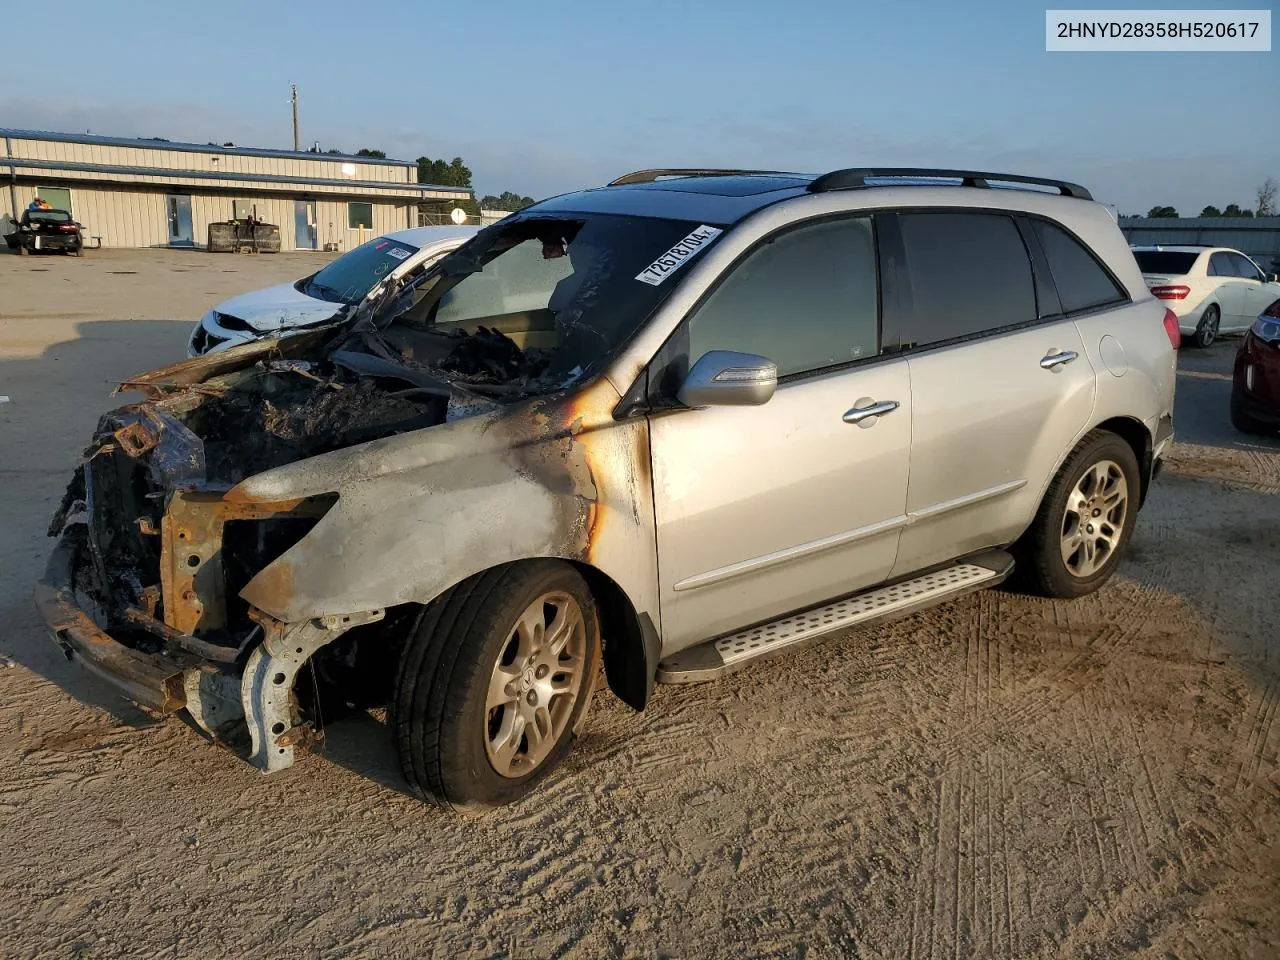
[656, 551, 1013, 684]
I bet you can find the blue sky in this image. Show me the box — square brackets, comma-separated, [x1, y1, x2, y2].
[2, 0, 1276, 213]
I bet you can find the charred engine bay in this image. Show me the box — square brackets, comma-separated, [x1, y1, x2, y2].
[51, 325, 562, 647]
[196, 324, 556, 483]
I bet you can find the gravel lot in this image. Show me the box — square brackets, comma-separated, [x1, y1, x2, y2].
[1, 248, 1278, 959]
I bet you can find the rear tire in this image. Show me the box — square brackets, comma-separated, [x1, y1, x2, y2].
[1191, 305, 1219, 348]
[392, 561, 601, 810]
[1231, 384, 1270, 435]
[1017, 430, 1140, 599]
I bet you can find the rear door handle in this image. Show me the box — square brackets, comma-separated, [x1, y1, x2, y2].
[842, 399, 900, 424]
[1040, 349, 1078, 371]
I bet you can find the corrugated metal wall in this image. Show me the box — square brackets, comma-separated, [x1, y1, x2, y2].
[1119, 217, 1280, 264]
[9, 137, 411, 184]
[8, 183, 412, 250]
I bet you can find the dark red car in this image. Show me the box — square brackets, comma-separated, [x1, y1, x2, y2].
[1232, 297, 1280, 435]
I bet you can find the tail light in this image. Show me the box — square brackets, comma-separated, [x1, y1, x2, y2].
[1151, 285, 1190, 300]
[1162, 308, 1181, 350]
[58, 224, 78, 233]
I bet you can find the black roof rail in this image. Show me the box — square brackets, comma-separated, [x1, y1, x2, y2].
[608, 168, 785, 186]
[807, 168, 1093, 201]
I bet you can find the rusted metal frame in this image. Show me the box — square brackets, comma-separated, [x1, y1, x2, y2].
[35, 536, 187, 713]
[159, 490, 329, 637]
[122, 607, 243, 664]
[240, 608, 385, 772]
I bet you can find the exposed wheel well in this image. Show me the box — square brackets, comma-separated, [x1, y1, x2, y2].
[568, 561, 657, 712]
[1093, 416, 1153, 505]
[311, 560, 657, 719]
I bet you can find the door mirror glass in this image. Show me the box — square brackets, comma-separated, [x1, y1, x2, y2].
[677, 350, 777, 408]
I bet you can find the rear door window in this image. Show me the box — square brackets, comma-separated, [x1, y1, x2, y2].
[897, 212, 1036, 347]
[1208, 253, 1234, 277]
[1230, 253, 1262, 281]
[681, 217, 879, 378]
[1032, 220, 1127, 313]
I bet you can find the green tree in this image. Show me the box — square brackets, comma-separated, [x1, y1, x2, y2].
[1146, 205, 1179, 218]
[1222, 203, 1254, 218]
[479, 191, 536, 211]
[355, 148, 387, 158]
[416, 156, 473, 188]
[1200, 205, 1222, 217]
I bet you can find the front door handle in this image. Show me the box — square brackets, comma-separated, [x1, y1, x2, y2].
[843, 399, 900, 425]
[1040, 349, 1078, 371]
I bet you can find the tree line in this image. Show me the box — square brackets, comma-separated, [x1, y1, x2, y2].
[344, 150, 539, 219]
[1142, 177, 1277, 219]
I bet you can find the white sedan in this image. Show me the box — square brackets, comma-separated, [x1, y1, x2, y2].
[187, 225, 481, 356]
[1132, 245, 1280, 348]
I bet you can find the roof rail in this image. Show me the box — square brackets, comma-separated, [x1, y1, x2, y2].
[608, 168, 782, 186]
[807, 168, 1093, 201]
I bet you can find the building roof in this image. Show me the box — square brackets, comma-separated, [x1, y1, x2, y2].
[0, 127, 416, 167]
[7, 156, 471, 199]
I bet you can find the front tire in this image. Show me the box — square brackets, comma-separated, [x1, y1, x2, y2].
[392, 561, 600, 810]
[1191, 305, 1220, 348]
[1017, 431, 1140, 598]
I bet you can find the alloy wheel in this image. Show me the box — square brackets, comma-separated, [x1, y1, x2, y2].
[484, 591, 588, 777]
[1060, 459, 1129, 578]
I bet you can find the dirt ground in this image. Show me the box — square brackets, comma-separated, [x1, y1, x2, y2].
[1, 248, 1279, 960]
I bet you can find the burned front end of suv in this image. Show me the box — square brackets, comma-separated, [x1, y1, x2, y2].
[36, 209, 698, 772]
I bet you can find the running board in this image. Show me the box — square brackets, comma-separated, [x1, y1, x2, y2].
[656, 551, 1013, 684]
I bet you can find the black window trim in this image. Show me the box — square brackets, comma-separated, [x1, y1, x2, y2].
[1021, 213, 1132, 319]
[641, 210, 889, 410]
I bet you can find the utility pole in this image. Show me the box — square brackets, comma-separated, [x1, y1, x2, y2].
[291, 83, 299, 151]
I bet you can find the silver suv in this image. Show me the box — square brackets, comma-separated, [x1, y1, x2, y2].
[38, 168, 1177, 810]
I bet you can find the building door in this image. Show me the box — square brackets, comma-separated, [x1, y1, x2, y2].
[166, 195, 193, 246]
[294, 200, 317, 250]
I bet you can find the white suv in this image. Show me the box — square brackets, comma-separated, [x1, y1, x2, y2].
[41, 167, 1178, 809]
[1132, 245, 1280, 348]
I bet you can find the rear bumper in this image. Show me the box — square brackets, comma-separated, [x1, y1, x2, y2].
[1233, 388, 1280, 425]
[34, 533, 187, 713]
[27, 235, 80, 251]
[1149, 413, 1174, 488]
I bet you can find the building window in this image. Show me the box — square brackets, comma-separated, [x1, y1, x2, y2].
[348, 202, 373, 229]
[36, 186, 72, 214]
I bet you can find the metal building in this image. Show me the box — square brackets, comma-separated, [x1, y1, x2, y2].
[2, 128, 473, 251]
[1119, 216, 1280, 265]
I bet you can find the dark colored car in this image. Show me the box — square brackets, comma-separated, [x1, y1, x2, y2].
[1232, 297, 1280, 434]
[4, 208, 85, 255]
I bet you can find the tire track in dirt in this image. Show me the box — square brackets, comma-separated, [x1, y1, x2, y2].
[936, 580, 1157, 766]
[907, 589, 1024, 960]
[1236, 678, 1280, 792]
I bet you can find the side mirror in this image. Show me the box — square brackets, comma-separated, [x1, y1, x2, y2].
[677, 350, 777, 409]
[1268, 273, 1279, 284]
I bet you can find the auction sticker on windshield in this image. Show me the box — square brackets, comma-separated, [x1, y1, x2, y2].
[387, 247, 412, 261]
[635, 225, 723, 286]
